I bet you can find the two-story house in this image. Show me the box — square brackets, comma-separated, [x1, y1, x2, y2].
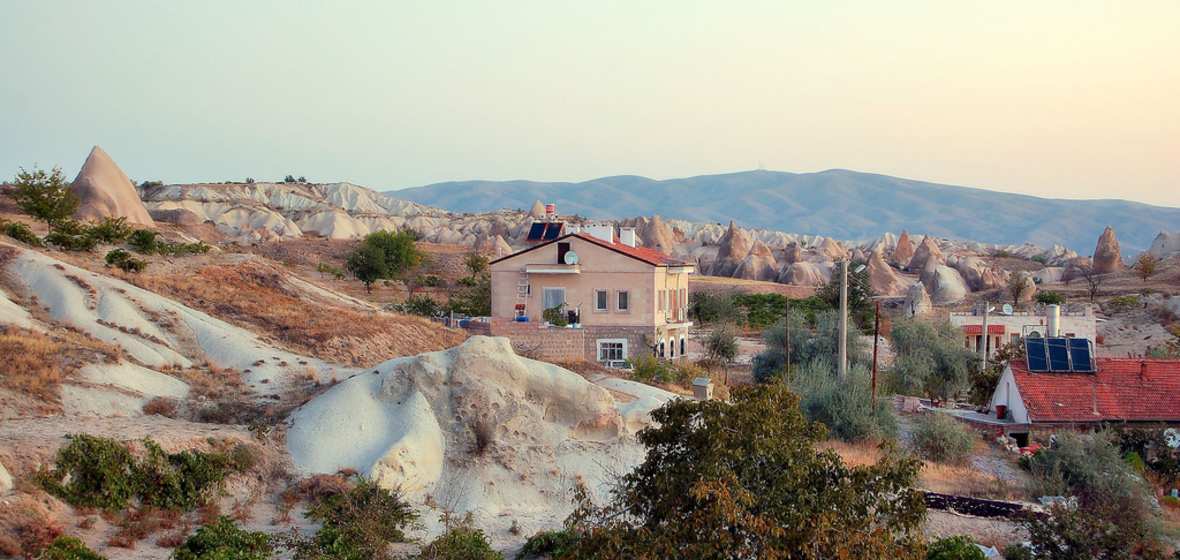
[485, 223, 694, 365]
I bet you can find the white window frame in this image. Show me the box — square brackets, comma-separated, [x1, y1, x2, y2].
[594, 290, 608, 312]
[597, 339, 628, 362]
[617, 290, 630, 312]
[543, 287, 566, 311]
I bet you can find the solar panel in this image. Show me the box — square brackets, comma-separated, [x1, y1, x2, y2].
[1047, 339, 1071, 371]
[542, 222, 563, 240]
[1068, 338, 1094, 372]
[1025, 338, 1049, 372]
[526, 223, 546, 241]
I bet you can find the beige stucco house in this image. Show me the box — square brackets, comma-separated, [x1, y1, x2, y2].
[949, 304, 1097, 357]
[485, 223, 694, 364]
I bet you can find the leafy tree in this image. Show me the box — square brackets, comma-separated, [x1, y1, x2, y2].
[464, 251, 489, 280]
[12, 166, 80, 227]
[1035, 290, 1066, 305]
[344, 230, 426, 294]
[560, 382, 926, 560]
[887, 318, 978, 401]
[703, 324, 738, 364]
[753, 309, 871, 382]
[1006, 270, 1032, 304]
[283, 175, 296, 183]
[447, 273, 491, 317]
[171, 516, 272, 560]
[925, 536, 985, 560]
[815, 260, 875, 331]
[288, 478, 417, 560]
[787, 359, 898, 442]
[911, 412, 975, 463]
[1132, 252, 1160, 283]
[690, 291, 745, 327]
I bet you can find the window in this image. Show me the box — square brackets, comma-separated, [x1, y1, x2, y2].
[557, 242, 570, 264]
[598, 339, 627, 361]
[659, 341, 665, 358]
[669, 339, 675, 358]
[594, 290, 608, 311]
[680, 337, 686, 356]
[617, 290, 629, 312]
[543, 287, 565, 311]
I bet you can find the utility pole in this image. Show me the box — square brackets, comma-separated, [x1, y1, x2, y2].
[784, 300, 791, 382]
[839, 259, 849, 379]
[980, 301, 991, 374]
[872, 300, 880, 408]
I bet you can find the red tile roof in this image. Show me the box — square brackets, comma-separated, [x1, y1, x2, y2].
[1011, 358, 1180, 423]
[570, 234, 689, 267]
[963, 325, 1007, 335]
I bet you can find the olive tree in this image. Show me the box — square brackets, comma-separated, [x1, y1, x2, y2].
[11, 166, 79, 228]
[886, 318, 978, 401]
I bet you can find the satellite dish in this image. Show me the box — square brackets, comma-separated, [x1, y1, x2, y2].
[1002, 304, 1013, 315]
[853, 264, 867, 274]
[564, 251, 579, 265]
[1165, 429, 1180, 448]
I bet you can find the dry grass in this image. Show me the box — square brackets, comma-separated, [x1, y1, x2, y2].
[818, 439, 1022, 500]
[690, 274, 816, 298]
[122, 262, 466, 367]
[0, 492, 65, 558]
[0, 327, 62, 400]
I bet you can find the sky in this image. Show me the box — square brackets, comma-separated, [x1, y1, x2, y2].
[1, 1, 1178, 207]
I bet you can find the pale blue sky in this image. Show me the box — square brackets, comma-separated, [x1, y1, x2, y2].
[2, 2, 1177, 206]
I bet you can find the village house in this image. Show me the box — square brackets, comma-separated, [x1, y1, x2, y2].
[986, 354, 1180, 446]
[949, 303, 1097, 357]
[481, 222, 694, 365]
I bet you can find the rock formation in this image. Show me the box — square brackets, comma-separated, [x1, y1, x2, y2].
[953, 256, 999, 292]
[902, 283, 933, 316]
[527, 200, 547, 219]
[734, 240, 779, 282]
[817, 237, 848, 260]
[70, 146, 155, 227]
[1092, 226, 1124, 274]
[908, 236, 944, 272]
[637, 214, 676, 256]
[894, 230, 914, 265]
[782, 242, 802, 265]
[778, 262, 826, 286]
[708, 221, 753, 277]
[1148, 232, 1180, 259]
[866, 250, 907, 297]
[927, 265, 968, 305]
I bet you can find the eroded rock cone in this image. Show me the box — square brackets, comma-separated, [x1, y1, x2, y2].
[866, 250, 907, 297]
[1149, 232, 1180, 259]
[783, 242, 802, 265]
[528, 200, 546, 219]
[778, 262, 826, 286]
[817, 237, 848, 260]
[908, 235, 944, 272]
[70, 146, 155, 227]
[928, 265, 968, 305]
[903, 282, 933, 316]
[894, 230, 914, 265]
[1092, 226, 1124, 274]
[735, 240, 779, 282]
[709, 221, 753, 277]
[638, 214, 676, 256]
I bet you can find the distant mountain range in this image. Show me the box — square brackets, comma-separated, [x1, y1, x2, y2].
[388, 170, 1180, 254]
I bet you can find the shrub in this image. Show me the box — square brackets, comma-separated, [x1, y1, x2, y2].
[105, 249, 149, 273]
[39, 537, 106, 560]
[171, 516, 271, 560]
[912, 413, 975, 464]
[44, 231, 98, 252]
[396, 294, 441, 317]
[0, 219, 42, 245]
[85, 217, 134, 243]
[925, 535, 985, 560]
[627, 354, 673, 384]
[1035, 290, 1065, 305]
[1001, 543, 1032, 560]
[419, 516, 504, 560]
[516, 527, 580, 559]
[129, 229, 161, 253]
[286, 478, 416, 560]
[788, 359, 897, 443]
[315, 262, 344, 279]
[1029, 253, 1050, 265]
[127, 229, 211, 257]
[673, 361, 707, 387]
[417, 274, 443, 288]
[1109, 295, 1139, 309]
[36, 434, 232, 511]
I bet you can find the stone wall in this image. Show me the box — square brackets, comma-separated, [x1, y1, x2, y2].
[488, 318, 586, 362]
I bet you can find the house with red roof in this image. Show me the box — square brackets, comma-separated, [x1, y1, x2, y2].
[988, 357, 1180, 444]
[485, 223, 694, 364]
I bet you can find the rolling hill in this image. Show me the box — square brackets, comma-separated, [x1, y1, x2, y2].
[389, 170, 1180, 254]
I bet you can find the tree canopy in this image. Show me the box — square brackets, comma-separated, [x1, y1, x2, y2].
[560, 382, 926, 560]
[344, 229, 426, 293]
[11, 166, 80, 227]
[886, 318, 978, 401]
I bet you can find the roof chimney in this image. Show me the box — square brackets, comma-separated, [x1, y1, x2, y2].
[620, 227, 637, 248]
[1141, 360, 1149, 382]
[585, 223, 614, 244]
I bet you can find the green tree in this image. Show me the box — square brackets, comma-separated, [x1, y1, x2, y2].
[344, 229, 426, 294]
[171, 516, 272, 560]
[887, 318, 978, 401]
[1132, 252, 1160, 283]
[561, 382, 926, 560]
[753, 309, 871, 382]
[447, 273, 491, 317]
[464, 251, 489, 280]
[11, 166, 80, 227]
[787, 359, 898, 442]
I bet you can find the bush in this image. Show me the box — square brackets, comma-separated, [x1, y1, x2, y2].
[925, 536, 985, 560]
[128, 229, 211, 257]
[542, 306, 567, 327]
[129, 229, 161, 253]
[315, 262, 345, 279]
[296, 478, 417, 560]
[1035, 290, 1065, 305]
[516, 528, 579, 559]
[396, 294, 441, 317]
[1001, 543, 1032, 560]
[912, 413, 975, 464]
[171, 516, 271, 560]
[105, 249, 149, 273]
[39, 537, 107, 560]
[0, 219, 42, 245]
[36, 434, 232, 511]
[627, 354, 673, 384]
[787, 360, 898, 443]
[86, 217, 134, 243]
[44, 231, 98, 252]
[419, 516, 504, 560]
